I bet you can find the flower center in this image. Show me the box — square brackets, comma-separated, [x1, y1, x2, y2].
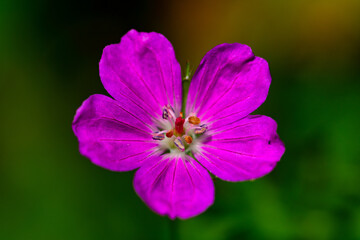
[152, 105, 207, 153]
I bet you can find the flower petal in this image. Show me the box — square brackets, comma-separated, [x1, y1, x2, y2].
[100, 29, 182, 116]
[134, 154, 214, 219]
[72, 94, 159, 171]
[194, 115, 285, 182]
[186, 43, 271, 129]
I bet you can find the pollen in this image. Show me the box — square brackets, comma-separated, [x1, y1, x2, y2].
[188, 116, 201, 125]
[166, 130, 174, 138]
[184, 135, 193, 144]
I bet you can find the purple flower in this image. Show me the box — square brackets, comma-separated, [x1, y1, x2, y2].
[72, 29, 285, 219]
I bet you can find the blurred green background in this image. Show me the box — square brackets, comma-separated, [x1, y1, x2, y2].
[1, 0, 360, 239]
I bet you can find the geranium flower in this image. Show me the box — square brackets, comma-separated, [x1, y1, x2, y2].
[72, 29, 285, 219]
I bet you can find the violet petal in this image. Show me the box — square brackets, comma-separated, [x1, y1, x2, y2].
[72, 94, 158, 171]
[134, 154, 214, 219]
[186, 43, 271, 128]
[194, 115, 285, 182]
[100, 29, 182, 116]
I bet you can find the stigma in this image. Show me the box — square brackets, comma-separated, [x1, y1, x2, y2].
[175, 117, 185, 135]
[152, 105, 208, 153]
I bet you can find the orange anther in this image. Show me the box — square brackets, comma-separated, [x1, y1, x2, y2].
[166, 130, 174, 138]
[188, 116, 201, 125]
[184, 135, 193, 144]
[180, 112, 183, 118]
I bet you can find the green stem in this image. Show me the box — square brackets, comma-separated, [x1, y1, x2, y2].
[181, 80, 190, 115]
[169, 219, 178, 240]
[181, 61, 192, 115]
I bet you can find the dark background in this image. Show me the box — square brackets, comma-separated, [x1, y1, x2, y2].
[1, 0, 360, 239]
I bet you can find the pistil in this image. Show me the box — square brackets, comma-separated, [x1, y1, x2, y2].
[174, 117, 185, 135]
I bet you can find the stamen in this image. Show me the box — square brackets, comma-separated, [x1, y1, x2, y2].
[184, 135, 193, 144]
[167, 104, 175, 114]
[166, 105, 176, 120]
[174, 137, 185, 151]
[162, 107, 169, 119]
[166, 130, 174, 138]
[156, 104, 208, 150]
[194, 124, 207, 134]
[152, 132, 165, 140]
[188, 116, 200, 125]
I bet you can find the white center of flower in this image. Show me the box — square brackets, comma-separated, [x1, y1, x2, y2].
[152, 105, 207, 153]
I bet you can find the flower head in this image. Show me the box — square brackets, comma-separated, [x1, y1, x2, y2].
[72, 29, 285, 219]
